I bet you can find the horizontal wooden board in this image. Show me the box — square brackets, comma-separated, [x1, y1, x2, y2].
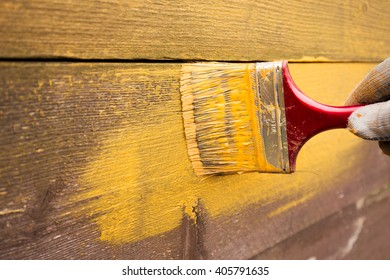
[252, 185, 390, 260]
[0, 0, 389, 61]
[0, 62, 389, 259]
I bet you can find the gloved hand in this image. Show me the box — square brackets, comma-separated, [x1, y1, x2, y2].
[345, 58, 390, 155]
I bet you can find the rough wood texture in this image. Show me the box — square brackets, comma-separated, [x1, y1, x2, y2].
[0, 62, 389, 259]
[252, 185, 390, 260]
[0, 0, 389, 61]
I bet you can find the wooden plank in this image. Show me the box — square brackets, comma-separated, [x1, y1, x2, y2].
[0, 0, 389, 61]
[252, 185, 390, 260]
[0, 62, 389, 259]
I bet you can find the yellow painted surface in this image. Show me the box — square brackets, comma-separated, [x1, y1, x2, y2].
[0, 1, 389, 61]
[72, 63, 376, 244]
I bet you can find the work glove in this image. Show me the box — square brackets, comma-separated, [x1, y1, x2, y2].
[345, 58, 390, 155]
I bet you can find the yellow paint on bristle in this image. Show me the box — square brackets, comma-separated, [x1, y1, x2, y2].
[227, 67, 254, 170]
[180, 63, 267, 175]
[244, 66, 269, 172]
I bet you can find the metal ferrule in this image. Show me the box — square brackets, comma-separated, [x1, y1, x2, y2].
[254, 61, 290, 173]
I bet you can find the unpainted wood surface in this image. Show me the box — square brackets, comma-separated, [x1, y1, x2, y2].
[0, 62, 389, 259]
[0, 0, 389, 61]
[253, 185, 390, 260]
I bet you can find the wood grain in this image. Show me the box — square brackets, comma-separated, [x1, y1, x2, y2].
[0, 0, 389, 61]
[0, 62, 389, 259]
[252, 185, 390, 260]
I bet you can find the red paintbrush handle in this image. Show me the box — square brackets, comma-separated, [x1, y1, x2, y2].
[282, 61, 362, 171]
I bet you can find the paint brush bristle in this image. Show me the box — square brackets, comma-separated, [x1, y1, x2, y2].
[181, 62, 291, 176]
[180, 63, 266, 175]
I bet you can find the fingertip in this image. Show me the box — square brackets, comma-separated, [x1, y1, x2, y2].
[347, 101, 390, 141]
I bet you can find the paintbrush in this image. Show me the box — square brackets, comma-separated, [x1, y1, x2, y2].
[180, 61, 362, 175]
